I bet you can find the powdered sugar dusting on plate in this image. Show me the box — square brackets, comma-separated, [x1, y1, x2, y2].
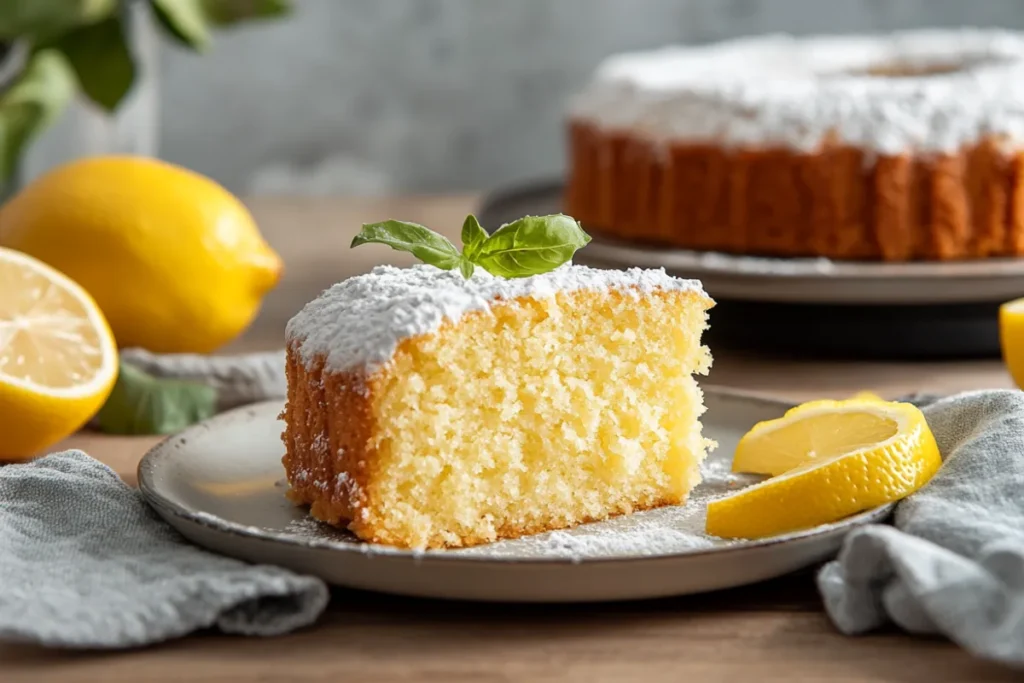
[284, 515, 354, 543]
[285, 263, 707, 374]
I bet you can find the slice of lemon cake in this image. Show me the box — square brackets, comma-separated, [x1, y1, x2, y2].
[282, 263, 713, 549]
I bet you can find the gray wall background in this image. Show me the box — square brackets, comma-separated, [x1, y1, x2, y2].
[41, 0, 1024, 196]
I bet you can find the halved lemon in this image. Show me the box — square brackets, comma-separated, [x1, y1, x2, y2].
[1000, 297, 1024, 389]
[0, 247, 118, 460]
[706, 398, 941, 539]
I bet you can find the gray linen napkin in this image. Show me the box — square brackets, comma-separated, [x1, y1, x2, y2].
[118, 348, 287, 411]
[818, 390, 1024, 669]
[0, 450, 329, 649]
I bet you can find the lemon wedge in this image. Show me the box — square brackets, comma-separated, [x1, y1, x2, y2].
[706, 398, 941, 539]
[1000, 297, 1024, 389]
[0, 247, 118, 460]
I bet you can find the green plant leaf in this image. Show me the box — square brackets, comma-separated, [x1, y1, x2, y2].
[0, 106, 37, 188]
[0, 48, 75, 184]
[473, 214, 591, 278]
[95, 361, 218, 435]
[54, 15, 134, 112]
[201, 0, 292, 25]
[351, 220, 462, 271]
[0, 0, 117, 41]
[151, 0, 210, 51]
[460, 214, 488, 261]
[459, 258, 474, 279]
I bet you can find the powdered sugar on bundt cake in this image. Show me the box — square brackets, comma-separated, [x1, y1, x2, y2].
[286, 263, 704, 374]
[571, 28, 1024, 154]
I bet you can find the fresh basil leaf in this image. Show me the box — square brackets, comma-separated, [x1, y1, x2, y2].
[0, 48, 75, 183]
[459, 258, 474, 279]
[460, 214, 488, 261]
[472, 214, 591, 278]
[0, 0, 117, 41]
[352, 220, 462, 270]
[54, 15, 134, 112]
[95, 361, 217, 435]
[201, 0, 292, 25]
[151, 0, 210, 51]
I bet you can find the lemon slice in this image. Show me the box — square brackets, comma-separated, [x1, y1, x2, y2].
[1000, 297, 1024, 388]
[0, 247, 118, 460]
[706, 399, 941, 539]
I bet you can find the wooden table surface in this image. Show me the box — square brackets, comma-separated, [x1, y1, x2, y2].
[3, 195, 1018, 682]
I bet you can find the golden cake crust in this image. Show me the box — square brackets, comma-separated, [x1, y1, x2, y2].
[281, 347, 376, 533]
[565, 120, 1024, 261]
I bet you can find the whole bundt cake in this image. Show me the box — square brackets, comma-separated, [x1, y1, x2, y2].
[565, 29, 1024, 261]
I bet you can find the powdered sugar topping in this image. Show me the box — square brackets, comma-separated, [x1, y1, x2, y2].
[570, 28, 1024, 154]
[286, 263, 705, 373]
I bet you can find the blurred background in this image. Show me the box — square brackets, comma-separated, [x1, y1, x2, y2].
[13, 0, 1024, 199]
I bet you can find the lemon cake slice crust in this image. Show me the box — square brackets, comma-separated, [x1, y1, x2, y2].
[283, 265, 713, 549]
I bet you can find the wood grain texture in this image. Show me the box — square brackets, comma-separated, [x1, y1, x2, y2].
[3, 579, 1019, 682]
[1, 195, 1014, 681]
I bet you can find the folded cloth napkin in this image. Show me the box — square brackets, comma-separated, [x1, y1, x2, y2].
[0, 450, 329, 649]
[819, 390, 1024, 670]
[118, 348, 287, 411]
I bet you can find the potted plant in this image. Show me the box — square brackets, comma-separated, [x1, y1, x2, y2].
[0, 0, 292, 196]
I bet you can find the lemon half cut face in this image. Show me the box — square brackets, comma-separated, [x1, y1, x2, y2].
[0, 247, 118, 460]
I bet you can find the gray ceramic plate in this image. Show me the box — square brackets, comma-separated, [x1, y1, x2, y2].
[478, 181, 1024, 305]
[138, 387, 894, 603]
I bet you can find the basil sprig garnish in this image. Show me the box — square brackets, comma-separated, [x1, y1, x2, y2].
[351, 213, 591, 279]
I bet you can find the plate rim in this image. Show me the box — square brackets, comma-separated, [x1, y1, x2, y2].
[583, 234, 1024, 280]
[137, 386, 895, 567]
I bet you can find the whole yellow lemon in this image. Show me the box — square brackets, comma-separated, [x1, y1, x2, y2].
[0, 156, 282, 354]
